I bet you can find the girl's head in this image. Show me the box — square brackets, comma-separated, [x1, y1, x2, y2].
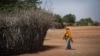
[66, 27, 70, 30]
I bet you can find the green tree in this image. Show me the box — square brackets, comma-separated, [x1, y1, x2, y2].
[53, 14, 64, 28]
[0, 0, 42, 12]
[54, 14, 62, 23]
[0, 0, 18, 12]
[77, 17, 94, 26]
[62, 14, 76, 25]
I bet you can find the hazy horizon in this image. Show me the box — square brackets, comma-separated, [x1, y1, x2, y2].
[41, 0, 100, 22]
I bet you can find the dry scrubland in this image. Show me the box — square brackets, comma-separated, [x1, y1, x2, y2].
[20, 26, 100, 56]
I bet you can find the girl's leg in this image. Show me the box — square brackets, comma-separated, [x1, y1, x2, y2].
[66, 38, 71, 49]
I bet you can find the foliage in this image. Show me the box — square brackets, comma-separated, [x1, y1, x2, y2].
[62, 14, 76, 24]
[77, 17, 94, 26]
[93, 21, 100, 26]
[0, 0, 42, 12]
[53, 14, 64, 28]
[54, 14, 62, 23]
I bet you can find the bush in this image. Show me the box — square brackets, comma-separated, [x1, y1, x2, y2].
[0, 9, 53, 56]
[51, 22, 64, 29]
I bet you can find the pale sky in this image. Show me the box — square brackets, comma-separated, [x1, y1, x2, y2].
[40, 0, 100, 22]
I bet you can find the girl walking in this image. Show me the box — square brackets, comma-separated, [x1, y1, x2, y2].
[63, 27, 73, 49]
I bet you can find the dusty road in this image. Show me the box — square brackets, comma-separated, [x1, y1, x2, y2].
[19, 26, 100, 56]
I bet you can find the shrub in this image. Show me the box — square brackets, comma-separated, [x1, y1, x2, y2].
[0, 9, 53, 55]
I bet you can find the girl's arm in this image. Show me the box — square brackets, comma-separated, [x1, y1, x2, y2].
[69, 30, 73, 43]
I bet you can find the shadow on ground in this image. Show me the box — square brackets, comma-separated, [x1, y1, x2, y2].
[13, 45, 61, 56]
[40, 45, 61, 51]
[65, 48, 76, 50]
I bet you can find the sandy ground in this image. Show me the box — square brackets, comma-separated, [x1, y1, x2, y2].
[19, 26, 100, 56]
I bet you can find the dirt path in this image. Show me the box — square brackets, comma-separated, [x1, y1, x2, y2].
[19, 26, 100, 56]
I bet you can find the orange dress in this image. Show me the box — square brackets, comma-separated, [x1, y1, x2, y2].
[63, 27, 73, 43]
